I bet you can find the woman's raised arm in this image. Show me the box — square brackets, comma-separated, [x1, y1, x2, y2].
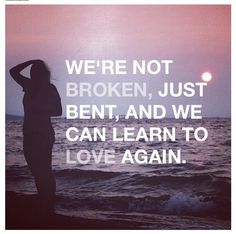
[9, 60, 40, 89]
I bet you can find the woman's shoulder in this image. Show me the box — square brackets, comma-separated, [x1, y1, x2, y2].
[49, 83, 61, 98]
[49, 83, 58, 90]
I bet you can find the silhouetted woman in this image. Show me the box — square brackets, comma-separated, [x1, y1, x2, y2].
[10, 60, 62, 215]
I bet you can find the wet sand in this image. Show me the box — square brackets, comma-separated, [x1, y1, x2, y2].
[6, 191, 144, 230]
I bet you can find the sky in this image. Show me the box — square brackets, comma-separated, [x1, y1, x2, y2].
[6, 5, 231, 117]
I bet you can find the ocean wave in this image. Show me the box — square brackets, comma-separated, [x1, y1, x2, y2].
[221, 140, 231, 146]
[55, 168, 124, 180]
[55, 192, 230, 219]
[6, 165, 231, 221]
[7, 166, 230, 190]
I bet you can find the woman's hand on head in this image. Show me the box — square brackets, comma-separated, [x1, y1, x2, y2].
[30, 59, 43, 64]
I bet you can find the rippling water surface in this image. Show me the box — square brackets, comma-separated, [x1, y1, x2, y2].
[6, 118, 231, 229]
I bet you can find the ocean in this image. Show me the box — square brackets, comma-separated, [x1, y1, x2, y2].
[6, 118, 231, 229]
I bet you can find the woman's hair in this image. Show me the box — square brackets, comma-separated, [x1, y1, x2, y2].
[30, 60, 51, 84]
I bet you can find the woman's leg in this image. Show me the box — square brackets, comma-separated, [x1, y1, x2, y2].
[23, 134, 56, 214]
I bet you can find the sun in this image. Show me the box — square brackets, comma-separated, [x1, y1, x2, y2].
[201, 72, 212, 82]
